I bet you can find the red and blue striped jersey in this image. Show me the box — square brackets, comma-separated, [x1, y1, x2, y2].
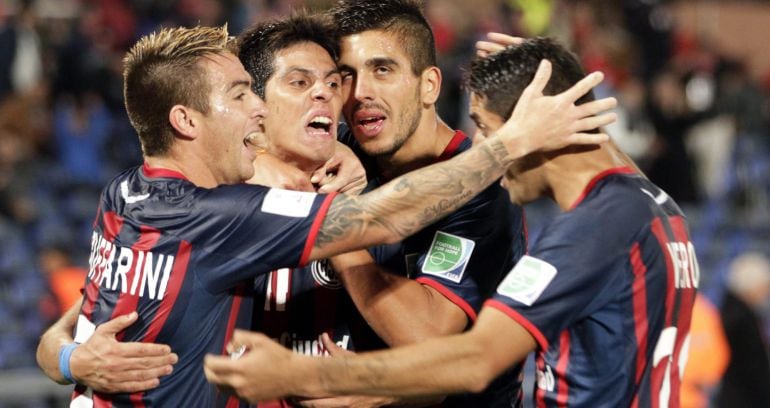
[70, 164, 336, 407]
[486, 167, 697, 408]
[367, 131, 528, 407]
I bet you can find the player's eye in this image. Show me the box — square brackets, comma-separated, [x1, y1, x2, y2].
[327, 76, 342, 89]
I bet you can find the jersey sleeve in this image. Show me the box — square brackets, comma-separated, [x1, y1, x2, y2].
[485, 205, 627, 350]
[191, 185, 337, 290]
[413, 185, 522, 321]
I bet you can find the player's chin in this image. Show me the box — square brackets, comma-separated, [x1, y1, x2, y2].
[240, 154, 257, 180]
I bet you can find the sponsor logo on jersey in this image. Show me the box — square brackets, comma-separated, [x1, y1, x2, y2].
[87, 232, 175, 301]
[310, 259, 342, 289]
[496, 255, 557, 306]
[261, 188, 316, 217]
[276, 332, 351, 356]
[421, 231, 475, 283]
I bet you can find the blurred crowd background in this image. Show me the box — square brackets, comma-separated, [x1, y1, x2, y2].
[0, 0, 768, 406]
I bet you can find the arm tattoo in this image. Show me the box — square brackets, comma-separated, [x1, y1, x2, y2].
[315, 138, 514, 250]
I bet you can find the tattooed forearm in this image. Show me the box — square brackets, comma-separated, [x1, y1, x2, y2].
[315, 137, 516, 252]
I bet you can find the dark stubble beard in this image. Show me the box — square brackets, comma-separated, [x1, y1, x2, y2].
[360, 83, 422, 158]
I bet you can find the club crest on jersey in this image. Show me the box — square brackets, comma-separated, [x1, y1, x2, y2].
[497, 255, 557, 306]
[421, 231, 475, 283]
[311, 259, 342, 289]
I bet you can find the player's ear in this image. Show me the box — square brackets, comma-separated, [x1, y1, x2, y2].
[420, 66, 442, 105]
[169, 105, 198, 140]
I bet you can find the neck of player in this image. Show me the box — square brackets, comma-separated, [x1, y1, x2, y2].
[546, 143, 634, 211]
[375, 111, 456, 180]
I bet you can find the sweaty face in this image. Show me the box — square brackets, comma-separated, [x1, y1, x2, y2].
[263, 42, 342, 172]
[469, 92, 545, 205]
[197, 53, 267, 185]
[338, 30, 422, 157]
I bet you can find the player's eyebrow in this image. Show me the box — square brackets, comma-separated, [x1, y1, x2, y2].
[365, 57, 398, 69]
[283, 67, 341, 78]
[325, 67, 342, 78]
[226, 79, 251, 92]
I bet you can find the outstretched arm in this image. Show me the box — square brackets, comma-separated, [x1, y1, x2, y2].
[308, 61, 616, 260]
[204, 306, 536, 402]
[36, 301, 177, 393]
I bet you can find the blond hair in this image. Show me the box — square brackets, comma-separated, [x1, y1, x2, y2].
[123, 25, 238, 156]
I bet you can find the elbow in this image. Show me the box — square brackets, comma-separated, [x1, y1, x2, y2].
[35, 333, 63, 384]
[464, 357, 498, 394]
[457, 338, 500, 394]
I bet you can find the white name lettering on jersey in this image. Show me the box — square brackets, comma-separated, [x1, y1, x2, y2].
[496, 255, 557, 306]
[262, 188, 316, 217]
[87, 232, 175, 301]
[666, 241, 699, 289]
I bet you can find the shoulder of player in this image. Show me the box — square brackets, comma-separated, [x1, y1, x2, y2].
[540, 186, 653, 248]
[574, 175, 654, 223]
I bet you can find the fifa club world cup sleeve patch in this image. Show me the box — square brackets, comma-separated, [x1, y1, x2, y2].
[421, 231, 475, 283]
[496, 255, 557, 306]
[261, 188, 317, 217]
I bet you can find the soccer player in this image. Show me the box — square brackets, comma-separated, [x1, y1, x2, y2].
[36, 25, 615, 407]
[323, 1, 527, 405]
[36, 14, 363, 406]
[204, 37, 697, 408]
[238, 14, 392, 407]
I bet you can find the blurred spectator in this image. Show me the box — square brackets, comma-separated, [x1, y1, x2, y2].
[0, 0, 42, 101]
[681, 294, 730, 408]
[716, 57, 766, 138]
[38, 245, 86, 318]
[620, 0, 673, 82]
[716, 252, 770, 407]
[646, 68, 705, 204]
[606, 77, 655, 167]
[52, 91, 112, 187]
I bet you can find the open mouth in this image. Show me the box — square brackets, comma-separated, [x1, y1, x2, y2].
[244, 122, 266, 149]
[354, 114, 386, 137]
[358, 116, 385, 129]
[306, 116, 333, 135]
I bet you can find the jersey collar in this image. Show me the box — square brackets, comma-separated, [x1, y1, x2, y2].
[569, 166, 636, 210]
[141, 163, 189, 181]
[434, 130, 468, 163]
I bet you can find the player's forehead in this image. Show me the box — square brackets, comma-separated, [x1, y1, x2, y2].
[200, 52, 252, 91]
[272, 42, 338, 75]
[339, 29, 410, 66]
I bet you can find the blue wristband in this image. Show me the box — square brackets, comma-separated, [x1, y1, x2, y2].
[58, 343, 78, 384]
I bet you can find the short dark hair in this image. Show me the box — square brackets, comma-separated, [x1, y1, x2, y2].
[467, 37, 595, 119]
[238, 13, 340, 99]
[327, 0, 436, 76]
